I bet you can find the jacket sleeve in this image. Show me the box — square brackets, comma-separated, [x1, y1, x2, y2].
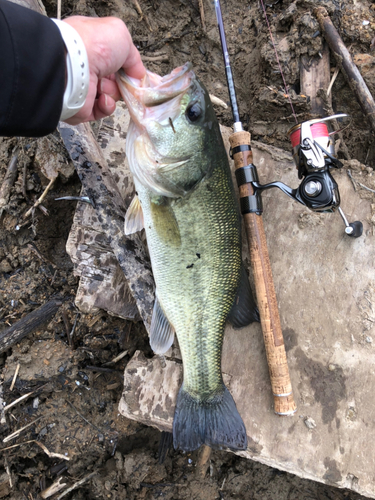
[0, 0, 66, 137]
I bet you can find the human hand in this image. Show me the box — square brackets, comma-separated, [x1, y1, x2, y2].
[61, 16, 146, 124]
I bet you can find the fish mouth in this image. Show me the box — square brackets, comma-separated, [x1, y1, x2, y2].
[116, 63, 195, 126]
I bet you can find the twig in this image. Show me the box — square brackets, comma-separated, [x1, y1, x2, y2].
[198, 0, 206, 31]
[24, 178, 55, 218]
[347, 169, 357, 191]
[35, 441, 70, 460]
[40, 477, 68, 499]
[3, 416, 43, 443]
[0, 145, 19, 212]
[61, 310, 72, 347]
[0, 299, 63, 355]
[10, 364, 20, 391]
[3, 383, 49, 412]
[2, 440, 69, 461]
[132, 0, 153, 32]
[358, 181, 375, 194]
[65, 400, 103, 433]
[1, 439, 35, 451]
[142, 55, 169, 62]
[55, 471, 97, 500]
[103, 350, 128, 366]
[85, 365, 123, 375]
[3, 391, 34, 412]
[209, 94, 228, 109]
[22, 160, 30, 203]
[196, 445, 211, 478]
[4, 457, 13, 488]
[327, 66, 340, 97]
[57, 0, 61, 19]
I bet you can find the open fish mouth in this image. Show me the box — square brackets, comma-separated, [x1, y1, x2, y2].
[116, 63, 195, 127]
[116, 63, 200, 197]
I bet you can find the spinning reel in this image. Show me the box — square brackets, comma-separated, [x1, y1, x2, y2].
[238, 114, 363, 237]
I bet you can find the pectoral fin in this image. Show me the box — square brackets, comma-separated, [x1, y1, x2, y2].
[151, 198, 181, 247]
[227, 264, 260, 328]
[124, 194, 144, 235]
[150, 296, 175, 354]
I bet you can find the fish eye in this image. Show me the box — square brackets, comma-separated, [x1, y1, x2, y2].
[186, 103, 202, 123]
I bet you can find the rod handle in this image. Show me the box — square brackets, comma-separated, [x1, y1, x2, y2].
[230, 130, 297, 416]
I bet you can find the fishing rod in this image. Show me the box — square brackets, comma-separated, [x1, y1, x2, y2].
[214, 0, 297, 416]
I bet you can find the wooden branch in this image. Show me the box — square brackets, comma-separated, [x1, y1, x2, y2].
[59, 122, 155, 331]
[0, 299, 64, 354]
[300, 43, 330, 116]
[0, 146, 19, 212]
[315, 6, 375, 133]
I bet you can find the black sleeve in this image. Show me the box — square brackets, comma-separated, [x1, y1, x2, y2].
[0, 0, 66, 137]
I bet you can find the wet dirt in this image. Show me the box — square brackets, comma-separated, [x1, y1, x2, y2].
[1, 0, 375, 498]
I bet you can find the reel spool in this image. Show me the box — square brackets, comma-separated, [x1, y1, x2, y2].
[235, 114, 363, 238]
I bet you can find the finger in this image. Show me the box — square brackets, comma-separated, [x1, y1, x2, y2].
[98, 77, 121, 101]
[93, 93, 117, 120]
[122, 44, 146, 79]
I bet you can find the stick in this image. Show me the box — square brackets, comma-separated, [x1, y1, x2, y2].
[9, 364, 20, 391]
[0, 146, 19, 212]
[41, 477, 68, 499]
[3, 383, 49, 412]
[132, 0, 153, 32]
[59, 122, 155, 331]
[327, 67, 340, 97]
[196, 444, 211, 478]
[3, 416, 43, 443]
[198, 0, 206, 31]
[300, 42, 330, 116]
[315, 6, 375, 133]
[142, 55, 169, 63]
[229, 131, 296, 415]
[0, 298, 64, 355]
[24, 178, 55, 218]
[55, 472, 97, 500]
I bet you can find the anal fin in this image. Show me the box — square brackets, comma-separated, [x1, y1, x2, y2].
[150, 296, 175, 354]
[228, 264, 260, 328]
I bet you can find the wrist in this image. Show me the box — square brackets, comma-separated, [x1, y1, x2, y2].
[51, 19, 89, 121]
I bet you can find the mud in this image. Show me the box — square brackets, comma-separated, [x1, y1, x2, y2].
[1, 0, 375, 498]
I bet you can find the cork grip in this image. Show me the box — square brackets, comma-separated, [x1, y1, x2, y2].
[230, 130, 297, 416]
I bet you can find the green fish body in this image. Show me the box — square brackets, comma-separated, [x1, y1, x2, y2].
[117, 63, 259, 451]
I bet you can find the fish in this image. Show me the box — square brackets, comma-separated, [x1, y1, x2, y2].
[116, 63, 259, 452]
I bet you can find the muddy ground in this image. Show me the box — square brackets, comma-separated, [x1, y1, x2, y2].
[1, 0, 375, 498]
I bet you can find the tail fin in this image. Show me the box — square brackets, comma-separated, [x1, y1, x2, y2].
[173, 385, 247, 452]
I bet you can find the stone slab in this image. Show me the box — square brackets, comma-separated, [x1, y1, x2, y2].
[119, 134, 375, 498]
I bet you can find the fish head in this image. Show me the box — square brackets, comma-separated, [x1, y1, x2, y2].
[116, 63, 220, 198]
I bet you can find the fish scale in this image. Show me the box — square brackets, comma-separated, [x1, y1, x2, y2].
[136, 155, 241, 400]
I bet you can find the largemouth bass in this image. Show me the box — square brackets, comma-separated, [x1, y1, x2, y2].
[116, 63, 259, 452]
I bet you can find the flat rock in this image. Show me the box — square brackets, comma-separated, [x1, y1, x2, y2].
[119, 130, 375, 499]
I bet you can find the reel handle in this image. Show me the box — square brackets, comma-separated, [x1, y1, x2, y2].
[229, 130, 297, 416]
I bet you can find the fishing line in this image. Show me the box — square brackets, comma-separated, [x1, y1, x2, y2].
[259, 0, 298, 124]
[289, 122, 329, 147]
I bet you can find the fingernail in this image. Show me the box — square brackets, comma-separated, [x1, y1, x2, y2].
[104, 94, 108, 107]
